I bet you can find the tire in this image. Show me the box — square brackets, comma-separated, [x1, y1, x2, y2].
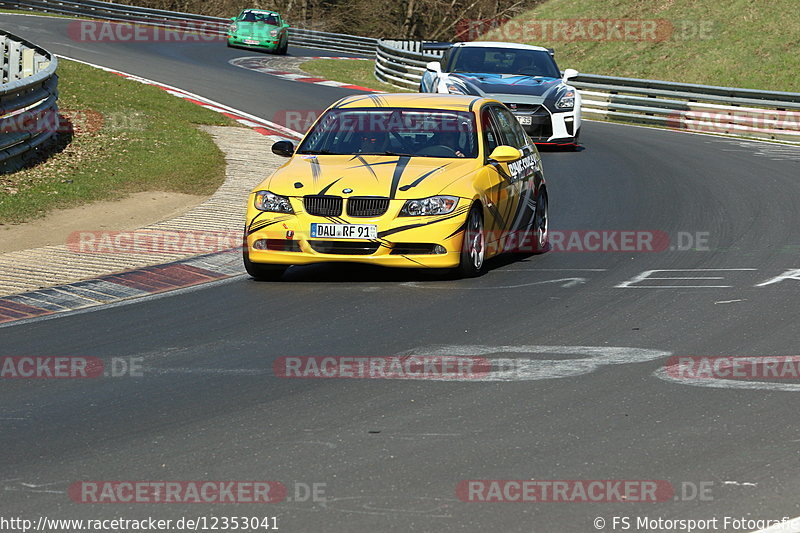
[243, 246, 287, 281]
[277, 36, 288, 55]
[532, 192, 549, 254]
[454, 205, 486, 278]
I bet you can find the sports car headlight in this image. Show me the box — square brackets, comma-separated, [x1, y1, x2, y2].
[556, 90, 575, 110]
[446, 83, 467, 95]
[254, 190, 293, 213]
[270, 29, 278, 37]
[399, 196, 458, 216]
[229, 23, 238, 33]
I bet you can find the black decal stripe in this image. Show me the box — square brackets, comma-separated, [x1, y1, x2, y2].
[378, 206, 469, 238]
[402, 256, 428, 267]
[308, 158, 322, 184]
[348, 159, 401, 170]
[355, 155, 380, 180]
[389, 156, 411, 199]
[318, 177, 342, 195]
[247, 217, 290, 235]
[398, 164, 449, 192]
[445, 219, 468, 239]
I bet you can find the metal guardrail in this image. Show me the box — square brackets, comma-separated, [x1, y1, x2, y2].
[375, 40, 800, 143]
[0, 0, 377, 55]
[0, 29, 59, 171]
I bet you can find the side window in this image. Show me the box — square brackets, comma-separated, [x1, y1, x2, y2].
[481, 107, 501, 156]
[491, 107, 527, 149]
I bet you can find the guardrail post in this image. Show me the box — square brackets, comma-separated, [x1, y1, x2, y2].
[21, 47, 35, 78]
[1, 37, 8, 84]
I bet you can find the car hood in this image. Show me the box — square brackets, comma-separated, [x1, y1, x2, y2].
[259, 155, 479, 200]
[232, 22, 279, 34]
[451, 73, 563, 97]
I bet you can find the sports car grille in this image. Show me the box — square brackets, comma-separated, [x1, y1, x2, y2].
[346, 197, 390, 217]
[308, 241, 380, 255]
[508, 104, 549, 115]
[303, 195, 343, 216]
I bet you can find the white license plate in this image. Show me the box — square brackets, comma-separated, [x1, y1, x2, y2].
[515, 115, 532, 126]
[310, 223, 377, 240]
[244, 39, 260, 44]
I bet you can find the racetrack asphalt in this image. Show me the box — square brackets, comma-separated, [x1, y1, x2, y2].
[2, 13, 800, 533]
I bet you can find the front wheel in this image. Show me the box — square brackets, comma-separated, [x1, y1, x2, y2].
[533, 193, 549, 253]
[243, 247, 287, 281]
[276, 36, 288, 55]
[454, 205, 486, 278]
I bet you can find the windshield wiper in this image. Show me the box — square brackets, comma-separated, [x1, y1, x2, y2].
[297, 149, 340, 155]
[359, 151, 413, 157]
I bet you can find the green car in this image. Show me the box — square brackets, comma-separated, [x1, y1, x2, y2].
[227, 9, 289, 54]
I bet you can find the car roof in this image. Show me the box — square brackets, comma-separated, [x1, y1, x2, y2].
[452, 41, 550, 52]
[241, 9, 279, 15]
[332, 93, 495, 112]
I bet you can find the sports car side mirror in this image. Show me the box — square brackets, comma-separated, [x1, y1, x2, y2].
[488, 145, 522, 162]
[272, 140, 295, 157]
[426, 61, 442, 74]
[230, 17, 236, 21]
[562, 68, 579, 82]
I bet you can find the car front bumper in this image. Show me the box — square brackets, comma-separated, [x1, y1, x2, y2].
[244, 199, 471, 269]
[227, 36, 281, 50]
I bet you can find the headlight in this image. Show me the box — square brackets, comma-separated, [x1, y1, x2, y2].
[270, 29, 278, 37]
[229, 23, 237, 32]
[556, 90, 575, 110]
[446, 83, 467, 95]
[254, 190, 293, 213]
[399, 196, 458, 216]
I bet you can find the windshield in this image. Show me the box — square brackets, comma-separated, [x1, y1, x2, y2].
[449, 47, 561, 78]
[297, 108, 478, 158]
[239, 11, 279, 24]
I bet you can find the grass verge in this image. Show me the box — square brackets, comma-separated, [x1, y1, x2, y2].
[0, 58, 236, 224]
[486, 0, 800, 92]
[300, 58, 411, 93]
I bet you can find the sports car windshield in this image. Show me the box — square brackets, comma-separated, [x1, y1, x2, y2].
[297, 108, 478, 158]
[239, 11, 279, 24]
[449, 47, 561, 78]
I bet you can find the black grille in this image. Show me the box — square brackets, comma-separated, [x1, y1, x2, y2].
[304, 195, 343, 216]
[508, 104, 548, 114]
[308, 241, 380, 255]
[391, 243, 439, 255]
[347, 197, 390, 217]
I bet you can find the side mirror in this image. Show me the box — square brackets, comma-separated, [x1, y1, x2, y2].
[562, 68, 578, 82]
[230, 17, 236, 21]
[283, 23, 290, 28]
[272, 140, 295, 157]
[426, 61, 442, 74]
[488, 145, 521, 163]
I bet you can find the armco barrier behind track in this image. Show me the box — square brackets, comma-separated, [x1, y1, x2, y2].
[0, 29, 58, 171]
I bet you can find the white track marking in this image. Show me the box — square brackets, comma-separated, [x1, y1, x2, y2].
[654, 366, 800, 392]
[400, 277, 588, 290]
[398, 345, 671, 382]
[616, 268, 758, 288]
[750, 517, 800, 533]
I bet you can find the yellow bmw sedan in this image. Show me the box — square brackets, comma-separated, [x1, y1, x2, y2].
[243, 93, 549, 280]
